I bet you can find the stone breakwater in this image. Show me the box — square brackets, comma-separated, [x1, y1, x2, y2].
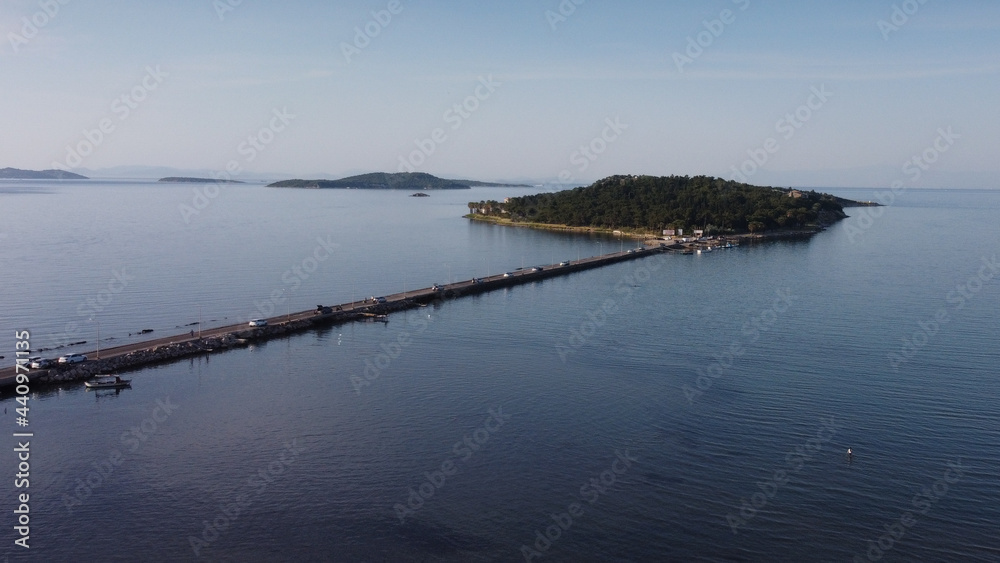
[28, 309, 399, 386]
[4, 247, 663, 389]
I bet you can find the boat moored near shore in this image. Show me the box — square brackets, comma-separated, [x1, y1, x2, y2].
[84, 375, 131, 389]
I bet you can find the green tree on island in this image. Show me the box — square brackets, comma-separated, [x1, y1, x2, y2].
[469, 175, 848, 234]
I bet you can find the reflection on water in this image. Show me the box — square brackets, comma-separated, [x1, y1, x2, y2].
[1, 184, 999, 561]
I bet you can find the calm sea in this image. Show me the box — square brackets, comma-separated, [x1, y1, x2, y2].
[1, 181, 998, 562]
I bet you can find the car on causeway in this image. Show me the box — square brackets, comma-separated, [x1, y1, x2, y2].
[249, 319, 268, 327]
[58, 353, 87, 364]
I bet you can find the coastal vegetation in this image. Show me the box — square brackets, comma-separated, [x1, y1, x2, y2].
[468, 175, 852, 234]
[268, 172, 530, 190]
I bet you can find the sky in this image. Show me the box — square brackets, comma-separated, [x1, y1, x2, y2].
[1, 0, 998, 188]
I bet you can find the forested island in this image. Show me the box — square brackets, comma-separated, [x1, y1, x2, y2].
[461, 179, 532, 187]
[0, 167, 87, 179]
[468, 175, 874, 235]
[268, 172, 530, 190]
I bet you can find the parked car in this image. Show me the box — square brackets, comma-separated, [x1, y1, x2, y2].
[30, 358, 54, 369]
[249, 319, 268, 327]
[559, 261, 569, 266]
[431, 284, 442, 292]
[374, 296, 387, 303]
[531, 267, 543, 272]
[58, 354, 87, 364]
[503, 272, 514, 278]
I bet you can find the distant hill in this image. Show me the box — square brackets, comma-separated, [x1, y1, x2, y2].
[470, 175, 865, 234]
[268, 172, 530, 190]
[459, 179, 532, 187]
[0, 167, 88, 180]
[159, 177, 245, 184]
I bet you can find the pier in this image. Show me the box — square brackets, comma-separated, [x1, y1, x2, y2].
[1, 246, 666, 389]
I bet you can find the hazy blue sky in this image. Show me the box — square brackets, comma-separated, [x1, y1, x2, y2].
[2, 0, 998, 187]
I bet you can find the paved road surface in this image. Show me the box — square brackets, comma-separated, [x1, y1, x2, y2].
[1, 248, 656, 387]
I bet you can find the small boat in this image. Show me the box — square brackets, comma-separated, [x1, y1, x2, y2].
[85, 376, 132, 389]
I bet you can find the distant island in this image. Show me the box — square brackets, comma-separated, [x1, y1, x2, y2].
[0, 167, 87, 180]
[467, 175, 877, 236]
[158, 177, 246, 184]
[268, 172, 531, 190]
[460, 179, 532, 187]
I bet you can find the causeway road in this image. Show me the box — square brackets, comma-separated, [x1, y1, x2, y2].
[1, 247, 663, 388]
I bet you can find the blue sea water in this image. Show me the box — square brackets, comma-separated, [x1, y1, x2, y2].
[0, 181, 998, 562]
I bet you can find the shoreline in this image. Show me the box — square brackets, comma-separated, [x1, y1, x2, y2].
[464, 214, 656, 239]
[465, 214, 830, 242]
